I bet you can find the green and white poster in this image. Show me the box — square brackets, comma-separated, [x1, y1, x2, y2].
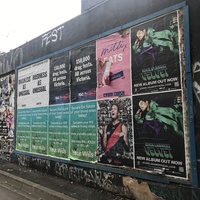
[16, 108, 31, 151]
[31, 107, 48, 154]
[17, 59, 50, 154]
[70, 101, 97, 161]
[48, 104, 70, 158]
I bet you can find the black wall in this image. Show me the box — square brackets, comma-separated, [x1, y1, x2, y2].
[81, 0, 106, 13]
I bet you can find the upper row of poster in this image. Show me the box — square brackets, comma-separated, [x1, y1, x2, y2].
[18, 12, 182, 108]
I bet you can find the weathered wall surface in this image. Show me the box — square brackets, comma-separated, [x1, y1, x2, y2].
[1, 0, 200, 199]
[81, 0, 106, 13]
[15, 154, 200, 200]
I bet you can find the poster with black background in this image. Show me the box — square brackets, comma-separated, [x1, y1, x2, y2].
[131, 12, 181, 94]
[71, 41, 96, 102]
[49, 52, 70, 105]
[133, 91, 186, 177]
[97, 97, 133, 167]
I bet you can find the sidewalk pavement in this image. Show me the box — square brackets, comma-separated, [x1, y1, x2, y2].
[0, 160, 130, 200]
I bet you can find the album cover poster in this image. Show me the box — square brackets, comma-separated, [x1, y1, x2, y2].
[133, 91, 186, 178]
[131, 12, 181, 94]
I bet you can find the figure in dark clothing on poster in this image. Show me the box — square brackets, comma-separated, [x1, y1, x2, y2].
[100, 104, 129, 165]
[132, 16, 179, 67]
[134, 96, 183, 138]
[134, 95, 185, 161]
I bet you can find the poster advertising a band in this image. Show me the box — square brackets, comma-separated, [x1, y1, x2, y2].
[131, 12, 181, 94]
[133, 91, 186, 177]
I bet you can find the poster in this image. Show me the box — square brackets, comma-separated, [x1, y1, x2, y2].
[49, 53, 70, 105]
[96, 30, 131, 99]
[131, 12, 181, 94]
[48, 104, 69, 158]
[71, 41, 96, 102]
[70, 101, 97, 161]
[18, 65, 33, 108]
[16, 108, 31, 151]
[31, 107, 48, 155]
[0, 74, 15, 138]
[97, 97, 133, 167]
[133, 91, 186, 177]
[18, 59, 50, 108]
[17, 59, 50, 154]
[29, 59, 50, 107]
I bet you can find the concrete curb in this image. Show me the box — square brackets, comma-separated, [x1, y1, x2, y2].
[0, 170, 76, 200]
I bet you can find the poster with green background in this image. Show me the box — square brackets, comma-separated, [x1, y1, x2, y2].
[31, 107, 48, 154]
[70, 101, 97, 161]
[48, 104, 70, 158]
[16, 108, 31, 151]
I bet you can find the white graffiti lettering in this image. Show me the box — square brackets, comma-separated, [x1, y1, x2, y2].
[42, 26, 64, 47]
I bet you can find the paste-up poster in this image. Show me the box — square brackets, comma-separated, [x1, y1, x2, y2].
[70, 101, 97, 162]
[71, 41, 96, 102]
[48, 104, 69, 158]
[16, 108, 31, 151]
[0, 74, 15, 138]
[18, 59, 50, 108]
[17, 59, 50, 155]
[49, 53, 70, 105]
[97, 97, 133, 167]
[30, 59, 50, 107]
[133, 91, 186, 178]
[96, 30, 131, 99]
[18, 65, 33, 108]
[131, 12, 181, 94]
[31, 107, 48, 155]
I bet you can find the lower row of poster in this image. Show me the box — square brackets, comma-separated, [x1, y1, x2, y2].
[16, 91, 186, 178]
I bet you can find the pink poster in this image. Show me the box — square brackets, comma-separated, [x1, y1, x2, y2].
[96, 30, 131, 99]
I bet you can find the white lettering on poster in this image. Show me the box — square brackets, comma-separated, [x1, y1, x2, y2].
[52, 63, 68, 87]
[74, 55, 93, 83]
